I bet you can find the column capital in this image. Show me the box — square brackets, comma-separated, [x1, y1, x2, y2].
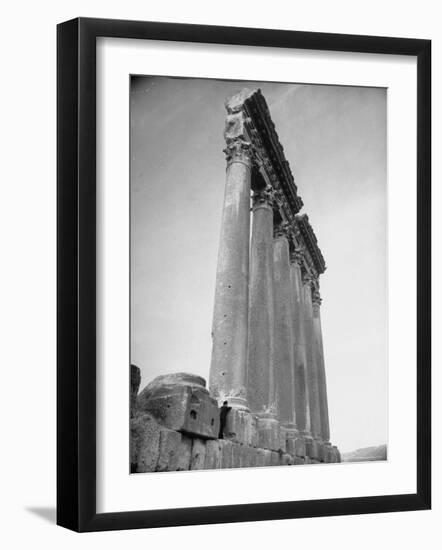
[290, 246, 305, 266]
[223, 138, 254, 166]
[301, 270, 313, 287]
[252, 187, 276, 209]
[312, 288, 322, 307]
[224, 95, 255, 167]
[273, 221, 291, 239]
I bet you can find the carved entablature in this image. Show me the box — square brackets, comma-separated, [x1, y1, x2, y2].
[295, 214, 326, 276]
[224, 88, 303, 221]
[224, 88, 326, 279]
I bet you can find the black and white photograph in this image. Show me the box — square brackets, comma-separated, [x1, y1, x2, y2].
[129, 76, 388, 473]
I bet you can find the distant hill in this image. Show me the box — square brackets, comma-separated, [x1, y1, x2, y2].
[341, 444, 387, 463]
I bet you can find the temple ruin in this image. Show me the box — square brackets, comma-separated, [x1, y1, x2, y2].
[130, 89, 341, 473]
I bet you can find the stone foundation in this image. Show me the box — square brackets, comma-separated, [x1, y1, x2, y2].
[131, 372, 341, 473]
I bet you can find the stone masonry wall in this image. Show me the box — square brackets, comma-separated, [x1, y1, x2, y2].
[130, 367, 340, 474]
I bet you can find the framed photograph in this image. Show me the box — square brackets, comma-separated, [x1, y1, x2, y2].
[57, 17, 431, 532]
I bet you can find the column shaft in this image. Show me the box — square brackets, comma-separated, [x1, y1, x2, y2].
[290, 259, 312, 436]
[302, 279, 322, 439]
[313, 299, 330, 442]
[273, 233, 296, 426]
[247, 194, 275, 414]
[209, 145, 252, 409]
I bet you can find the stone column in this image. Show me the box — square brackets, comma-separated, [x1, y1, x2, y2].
[247, 188, 276, 415]
[209, 106, 253, 410]
[302, 273, 322, 443]
[289, 250, 312, 439]
[312, 288, 330, 444]
[247, 188, 280, 451]
[273, 224, 296, 428]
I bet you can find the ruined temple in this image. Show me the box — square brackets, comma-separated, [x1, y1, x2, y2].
[130, 89, 341, 473]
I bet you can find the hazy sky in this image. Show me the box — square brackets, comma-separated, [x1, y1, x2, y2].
[130, 76, 387, 453]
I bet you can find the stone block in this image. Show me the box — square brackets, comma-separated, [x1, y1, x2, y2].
[219, 440, 234, 469]
[137, 373, 220, 439]
[250, 415, 259, 447]
[256, 448, 272, 467]
[205, 440, 221, 469]
[239, 444, 258, 468]
[257, 416, 281, 451]
[317, 442, 326, 463]
[130, 412, 161, 473]
[279, 431, 287, 453]
[176, 436, 192, 471]
[231, 443, 242, 468]
[156, 428, 182, 472]
[270, 451, 280, 467]
[223, 408, 257, 446]
[294, 437, 306, 458]
[305, 437, 319, 460]
[280, 453, 295, 465]
[190, 439, 206, 470]
[322, 444, 332, 463]
[292, 457, 305, 465]
[130, 364, 141, 418]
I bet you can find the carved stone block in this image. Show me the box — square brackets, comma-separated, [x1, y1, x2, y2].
[137, 373, 220, 439]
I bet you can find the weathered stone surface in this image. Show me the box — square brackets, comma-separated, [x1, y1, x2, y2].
[209, 96, 252, 410]
[331, 446, 341, 463]
[223, 408, 257, 445]
[270, 451, 280, 466]
[257, 416, 281, 451]
[305, 437, 319, 460]
[273, 233, 297, 425]
[281, 453, 295, 465]
[238, 444, 257, 468]
[130, 413, 161, 473]
[219, 440, 234, 469]
[176, 436, 192, 471]
[256, 448, 272, 467]
[247, 196, 276, 414]
[156, 428, 181, 472]
[131, 364, 141, 418]
[205, 440, 221, 469]
[292, 436, 306, 458]
[190, 439, 206, 470]
[231, 442, 242, 468]
[317, 441, 326, 463]
[137, 373, 220, 439]
[279, 430, 287, 453]
[250, 415, 259, 447]
[292, 457, 305, 465]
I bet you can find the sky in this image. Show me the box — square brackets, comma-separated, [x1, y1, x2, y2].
[130, 75, 387, 453]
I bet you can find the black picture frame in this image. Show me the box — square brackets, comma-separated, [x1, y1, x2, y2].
[57, 17, 431, 532]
